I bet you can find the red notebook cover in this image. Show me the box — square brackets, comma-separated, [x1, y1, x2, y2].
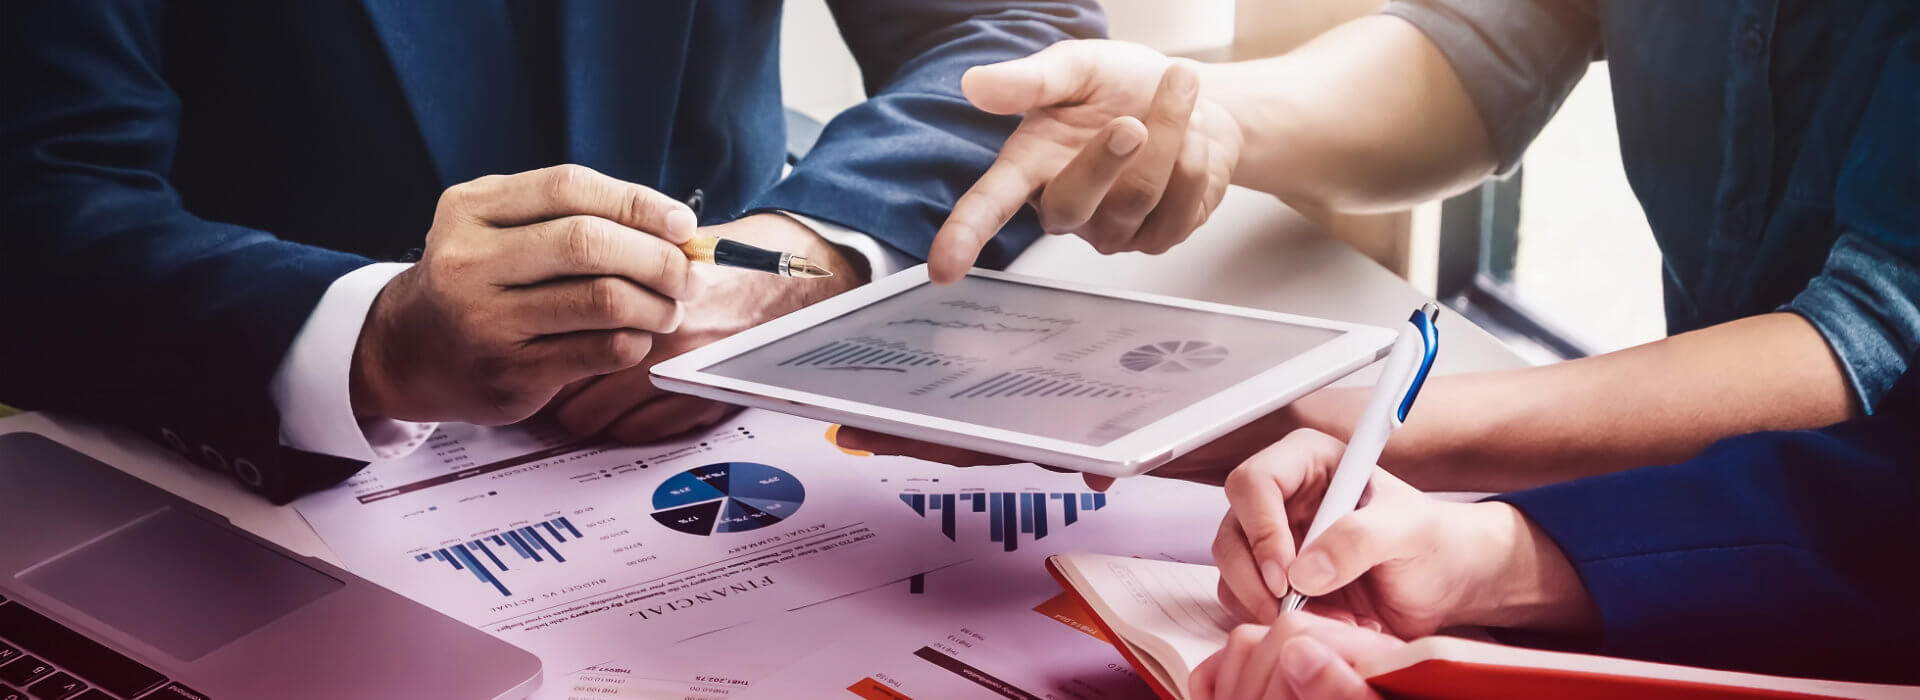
[1044, 557, 1184, 700]
[1366, 659, 1842, 700]
[1045, 558, 1895, 700]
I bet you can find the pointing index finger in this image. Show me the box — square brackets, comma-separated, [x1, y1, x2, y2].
[930, 155, 1040, 284]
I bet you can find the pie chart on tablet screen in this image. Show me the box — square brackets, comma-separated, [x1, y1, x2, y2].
[650, 462, 806, 536]
[1119, 340, 1229, 373]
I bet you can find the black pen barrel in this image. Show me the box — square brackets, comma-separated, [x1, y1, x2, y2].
[711, 237, 786, 275]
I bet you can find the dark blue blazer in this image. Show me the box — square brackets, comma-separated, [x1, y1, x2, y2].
[0, 1, 1103, 502]
[1494, 368, 1920, 683]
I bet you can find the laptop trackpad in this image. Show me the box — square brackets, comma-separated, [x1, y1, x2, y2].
[19, 507, 343, 661]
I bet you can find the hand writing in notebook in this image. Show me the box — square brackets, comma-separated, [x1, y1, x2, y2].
[1190, 611, 1400, 700]
[1212, 429, 1597, 637]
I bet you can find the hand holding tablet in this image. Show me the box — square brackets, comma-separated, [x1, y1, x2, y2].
[831, 405, 1320, 490]
[652, 266, 1394, 479]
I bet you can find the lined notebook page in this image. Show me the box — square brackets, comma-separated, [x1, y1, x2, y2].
[1058, 554, 1237, 696]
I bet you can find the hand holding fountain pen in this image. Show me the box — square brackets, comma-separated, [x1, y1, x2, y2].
[675, 189, 834, 279]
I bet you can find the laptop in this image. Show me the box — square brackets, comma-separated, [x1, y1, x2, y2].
[0, 431, 542, 700]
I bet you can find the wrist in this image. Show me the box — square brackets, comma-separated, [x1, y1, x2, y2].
[1454, 502, 1597, 634]
[349, 268, 412, 419]
[1198, 62, 1251, 164]
[1293, 379, 1496, 491]
[1200, 59, 1299, 193]
[1194, 62, 1250, 186]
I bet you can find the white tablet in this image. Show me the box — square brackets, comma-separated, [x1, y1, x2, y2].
[652, 266, 1395, 478]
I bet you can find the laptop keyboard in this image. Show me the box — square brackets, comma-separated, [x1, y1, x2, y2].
[0, 594, 208, 700]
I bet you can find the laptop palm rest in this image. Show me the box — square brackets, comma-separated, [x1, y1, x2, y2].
[1, 431, 544, 699]
[18, 506, 344, 661]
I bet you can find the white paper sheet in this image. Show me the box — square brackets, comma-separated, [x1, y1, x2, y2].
[736, 463, 1230, 699]
[535, 663, 750, 700]
[293, 410, 960, 677]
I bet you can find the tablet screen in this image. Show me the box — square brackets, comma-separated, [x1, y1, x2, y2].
[704, 276, 1340, 445]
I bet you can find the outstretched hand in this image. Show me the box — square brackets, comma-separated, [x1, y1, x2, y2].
[929, 40, 1242, 283]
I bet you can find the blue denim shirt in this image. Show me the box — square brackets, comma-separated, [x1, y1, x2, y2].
[1384, 0, 1920, 410]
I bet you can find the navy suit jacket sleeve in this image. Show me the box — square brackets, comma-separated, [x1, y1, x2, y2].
[1490, 370, 1920, 683]
[0, 2, 372, 502]
[747, 0, 1106, 269]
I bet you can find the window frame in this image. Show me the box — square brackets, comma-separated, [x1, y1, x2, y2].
[1435, 169, 1599, 360]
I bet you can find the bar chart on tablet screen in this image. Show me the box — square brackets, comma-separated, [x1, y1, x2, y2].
[776, 336, 973, 373]
[945, 367, 1161, 401]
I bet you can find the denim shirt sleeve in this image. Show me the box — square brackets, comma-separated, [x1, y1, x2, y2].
[1783, 34, 1920, 412]
[1379, 0, 1601, 175]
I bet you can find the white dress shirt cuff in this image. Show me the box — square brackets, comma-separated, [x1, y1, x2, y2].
[270, 262, 438, 462]
[774, 211, 916, 281]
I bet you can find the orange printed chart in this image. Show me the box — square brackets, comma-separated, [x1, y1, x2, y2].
[826, 424, 874, 457]
[1034, 590, 1111, 643]
[847, 677, 916, 700]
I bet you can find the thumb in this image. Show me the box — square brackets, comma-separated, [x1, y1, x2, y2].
[1287, 504, 1425, 597]
[961, 43, 1090, 115]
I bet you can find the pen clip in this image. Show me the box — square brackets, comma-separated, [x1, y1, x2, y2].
[1393, 303, 1441, 425]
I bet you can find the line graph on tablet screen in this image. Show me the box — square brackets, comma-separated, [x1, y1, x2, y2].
[936, 299, 1080, 327]
[884, 318, 1054, 335]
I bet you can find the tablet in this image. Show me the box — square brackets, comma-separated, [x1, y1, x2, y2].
[652, 266, 1395, 478]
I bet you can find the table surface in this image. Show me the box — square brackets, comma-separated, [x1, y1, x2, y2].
[0, 186, 1527, 568]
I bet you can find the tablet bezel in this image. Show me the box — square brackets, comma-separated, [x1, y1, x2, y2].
[652, 265, 1395, 477]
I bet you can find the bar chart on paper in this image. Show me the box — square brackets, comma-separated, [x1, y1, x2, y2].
[413, 516, 581, 597]
[898, 490, 1108, 553]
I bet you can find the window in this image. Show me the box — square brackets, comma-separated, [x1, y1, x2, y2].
[1437, 64, 1665, 361]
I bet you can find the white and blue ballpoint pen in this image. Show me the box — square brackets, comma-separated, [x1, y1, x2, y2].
[1279, 302, 1441, 613]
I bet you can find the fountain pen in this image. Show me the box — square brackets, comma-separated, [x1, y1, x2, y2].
[677, 235, 834, 279]
[675, 188, 833, 278]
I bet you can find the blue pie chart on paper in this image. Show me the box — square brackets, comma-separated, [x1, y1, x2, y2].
[650, 462, 806, 536]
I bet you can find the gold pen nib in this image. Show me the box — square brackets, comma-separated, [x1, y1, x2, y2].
[787, 256, 835, 279]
